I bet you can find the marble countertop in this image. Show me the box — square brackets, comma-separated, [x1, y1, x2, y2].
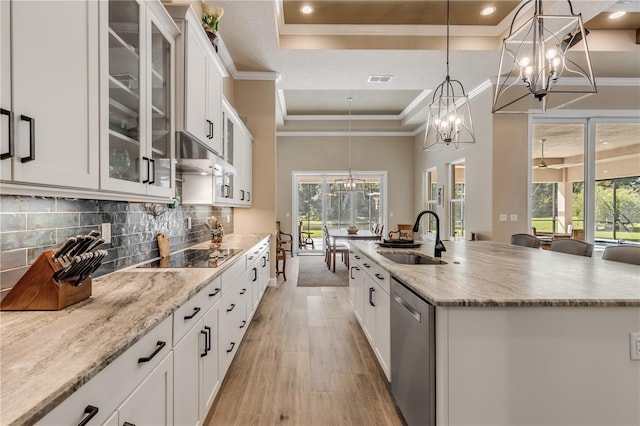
[0, 233, 270, 426]
[350, 239, 640, 307]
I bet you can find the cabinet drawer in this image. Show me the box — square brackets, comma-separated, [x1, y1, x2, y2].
[173, 286, 209, 345]
[360, 257, 390, 295]
[221, 257, 245, 292]
[38, 316, 172, 426]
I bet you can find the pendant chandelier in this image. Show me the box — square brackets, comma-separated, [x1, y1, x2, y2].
[492, 0, 596, 114]
[424, 0, 476, 151]
[335, 97, 365, 192]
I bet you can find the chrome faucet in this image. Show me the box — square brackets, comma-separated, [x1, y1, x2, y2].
[412, 210, 446, 258]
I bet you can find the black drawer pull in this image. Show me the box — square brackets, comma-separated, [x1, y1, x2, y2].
[240, 189, 245, 200]
[350, 266, 356, 279]
[200, 329, 208, 357]
[375, 273, 384, 280]
[369, 287, 376, 307]
[1, 108, 14, 160]
[184, 306, 201, 320]
[252, 267, 258, 282]
[209, 288, 221, 297]
[226, 342, 235, 353]
[226, 303, 236, 312]
[19, 114, 35, 163]
[205, 325, 211, 351]
[355, 255, 361, 260]
[240, 288, 247, 295]
[239, 320, 246, 329]
[78, 405, 99, 426]
[363, 263, 371, 268]
[123, 423, 136, 426]
[262, 257, 267, 267]
[142, 156, 150, 183]
[137, 340, 166, 363]
[247, 191, 251, 201]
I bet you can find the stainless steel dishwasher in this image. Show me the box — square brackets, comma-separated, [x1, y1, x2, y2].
[391, 277, 435, 426]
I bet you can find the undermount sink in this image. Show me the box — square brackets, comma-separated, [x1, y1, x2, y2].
[378, 252, 447, 265]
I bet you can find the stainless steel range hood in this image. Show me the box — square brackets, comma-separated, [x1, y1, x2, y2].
[175, 131, 235, 176]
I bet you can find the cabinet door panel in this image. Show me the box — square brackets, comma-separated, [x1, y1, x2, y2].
[118, 352, 174, 426]
[12, 0, 98, 188]
[207, 59, 223, 155]
[184, 26, 208, 144]
[1, 0, 11, 181]
[374, 282, 391, 380]
[363, 276, 377, 344]
[200, 306, 220, 419]
[173, 324, 201, 426]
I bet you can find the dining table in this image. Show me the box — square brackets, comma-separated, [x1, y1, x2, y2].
[327, 228, 382, 272]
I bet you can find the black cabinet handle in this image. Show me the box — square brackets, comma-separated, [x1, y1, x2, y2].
[19, 114, 35, 163]
[1, 108, 14, 160]
[247, 191, 251, 202]
[363, 263, 371, 268]
[209, 288, 221, 297]
[239, 320, 246, 329]
[149, 158, 155, 184]
[240, 288, 246, 295]
[266, 251, 270, 261]
[200, 329, 208, 357]
[350, 266, 357, 280]
[262, 256, 267, 267]
[226, 342, 235, 353]
[252, 267, 258, 282]
[137, 340, 166, 363]
[355, 255, 361, 260]
[375, 273, 384, 280]
[206, 119, 212, 138]
[369, 287, 376, 307]
[205, 325, 211, 351]
[184, 306, 201, 320]
[240, 189, 245, 200]
[77, 405, 99, 426]
[142, 156, 150, 183]
[226, 303, 236, 312]
[123, 423, 136, 426]
[210, 120, 214, 139]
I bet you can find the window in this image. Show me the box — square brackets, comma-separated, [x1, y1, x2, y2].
[449, 160, 465, 240]
[423, 168, 438, 237]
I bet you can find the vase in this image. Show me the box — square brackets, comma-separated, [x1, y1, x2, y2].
[205, 30, 219, 53]
[347, 226, 359, 235]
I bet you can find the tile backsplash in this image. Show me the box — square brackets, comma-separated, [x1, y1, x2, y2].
[0, 195, 233, 296]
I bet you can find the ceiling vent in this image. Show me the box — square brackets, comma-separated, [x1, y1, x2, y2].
[368, 75, 393, 83]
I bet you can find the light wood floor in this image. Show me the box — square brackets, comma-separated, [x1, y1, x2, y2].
[205, 256, 404, 426]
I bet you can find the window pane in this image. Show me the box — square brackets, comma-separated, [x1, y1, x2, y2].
[450, 161, 465, 239]
[595, 122, 640, 245]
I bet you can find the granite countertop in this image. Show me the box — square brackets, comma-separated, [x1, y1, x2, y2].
[0, 233, 270, 426]
[350, 239, 640, 307]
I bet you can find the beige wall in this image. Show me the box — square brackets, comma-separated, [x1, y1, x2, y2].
[232, 80, 277, 274]
[277, 136, 414, 236]
[413, 88, 495, 241]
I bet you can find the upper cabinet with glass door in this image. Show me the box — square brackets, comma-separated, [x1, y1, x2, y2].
[100, 0, 179, 199]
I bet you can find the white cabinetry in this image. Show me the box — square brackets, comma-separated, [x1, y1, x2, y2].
[349, 250, 391, 380]
[236, 127, 253, 206]
[99, 0, 179, 198]
[37, 316, 172, 425]
[168, 5, 226, 156]
[1, 0, 99, 189]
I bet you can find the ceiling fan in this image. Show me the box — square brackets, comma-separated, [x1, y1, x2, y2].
[538, 138, 547, 168]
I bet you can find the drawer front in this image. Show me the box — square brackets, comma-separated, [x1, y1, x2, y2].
[38, 316, 172, 426]
[221, 257, 245, 293]
[173, 286, 209, 345]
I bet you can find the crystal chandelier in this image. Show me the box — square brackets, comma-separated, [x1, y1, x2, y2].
[335, 97, 366, 192]
[492, 0, 596, 113]
[424, 0, 476, 151]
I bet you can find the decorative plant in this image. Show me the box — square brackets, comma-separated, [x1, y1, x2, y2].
[202, 2, 224, 32]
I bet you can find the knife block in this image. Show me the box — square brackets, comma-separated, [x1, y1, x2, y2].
[0, 250, 92, 311]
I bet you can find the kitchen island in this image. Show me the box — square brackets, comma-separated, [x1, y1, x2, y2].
[350, 239, 640, 426]
[0, 233, 270, 426]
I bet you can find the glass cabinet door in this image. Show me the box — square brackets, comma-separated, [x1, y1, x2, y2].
[108, 0, 142, 184]
[149, 21, 171, 190]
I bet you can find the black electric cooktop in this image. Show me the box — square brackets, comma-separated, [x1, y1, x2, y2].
[137, 248, 243, 268]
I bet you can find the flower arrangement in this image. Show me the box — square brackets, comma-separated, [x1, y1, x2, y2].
[202, 3, 224, 32]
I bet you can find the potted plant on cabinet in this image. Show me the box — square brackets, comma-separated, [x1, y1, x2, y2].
[201, 2, 224, 52]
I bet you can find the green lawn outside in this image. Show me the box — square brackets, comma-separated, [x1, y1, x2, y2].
[532, 218, 640, 241]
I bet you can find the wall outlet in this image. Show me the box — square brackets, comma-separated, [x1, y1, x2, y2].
[510, 214, 518, 222]
[499, 214, 507, 222]
[101, 223, 111, 245]
[630, 332, 640, 361]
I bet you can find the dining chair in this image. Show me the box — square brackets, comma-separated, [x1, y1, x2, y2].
[298, 221, 315, 250]
[323, 225, 349, 272]
[602, 246, 640, 265]
[510, 233, 541, 249]
[275, 247, 287, 281]
[550, 238, 594, 257]
[276, 221, 293, 257]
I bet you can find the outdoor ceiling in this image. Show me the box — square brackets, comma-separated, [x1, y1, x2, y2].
[213, 0, 640, 129]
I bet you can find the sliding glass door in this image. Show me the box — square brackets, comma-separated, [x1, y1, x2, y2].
[294, 172, 386, 254]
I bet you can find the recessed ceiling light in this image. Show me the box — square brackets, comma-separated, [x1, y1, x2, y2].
[300, 5, 314, 14]
[609, 11, 626, 19]
[480, 6, 496, 16]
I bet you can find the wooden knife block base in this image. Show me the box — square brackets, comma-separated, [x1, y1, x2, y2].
[0, 250, 92, 311]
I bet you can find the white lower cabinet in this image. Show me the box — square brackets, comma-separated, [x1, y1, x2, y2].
[349, 250, 391, 380]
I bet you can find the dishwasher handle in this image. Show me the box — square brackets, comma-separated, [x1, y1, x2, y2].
[393, 294, 421, 322]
